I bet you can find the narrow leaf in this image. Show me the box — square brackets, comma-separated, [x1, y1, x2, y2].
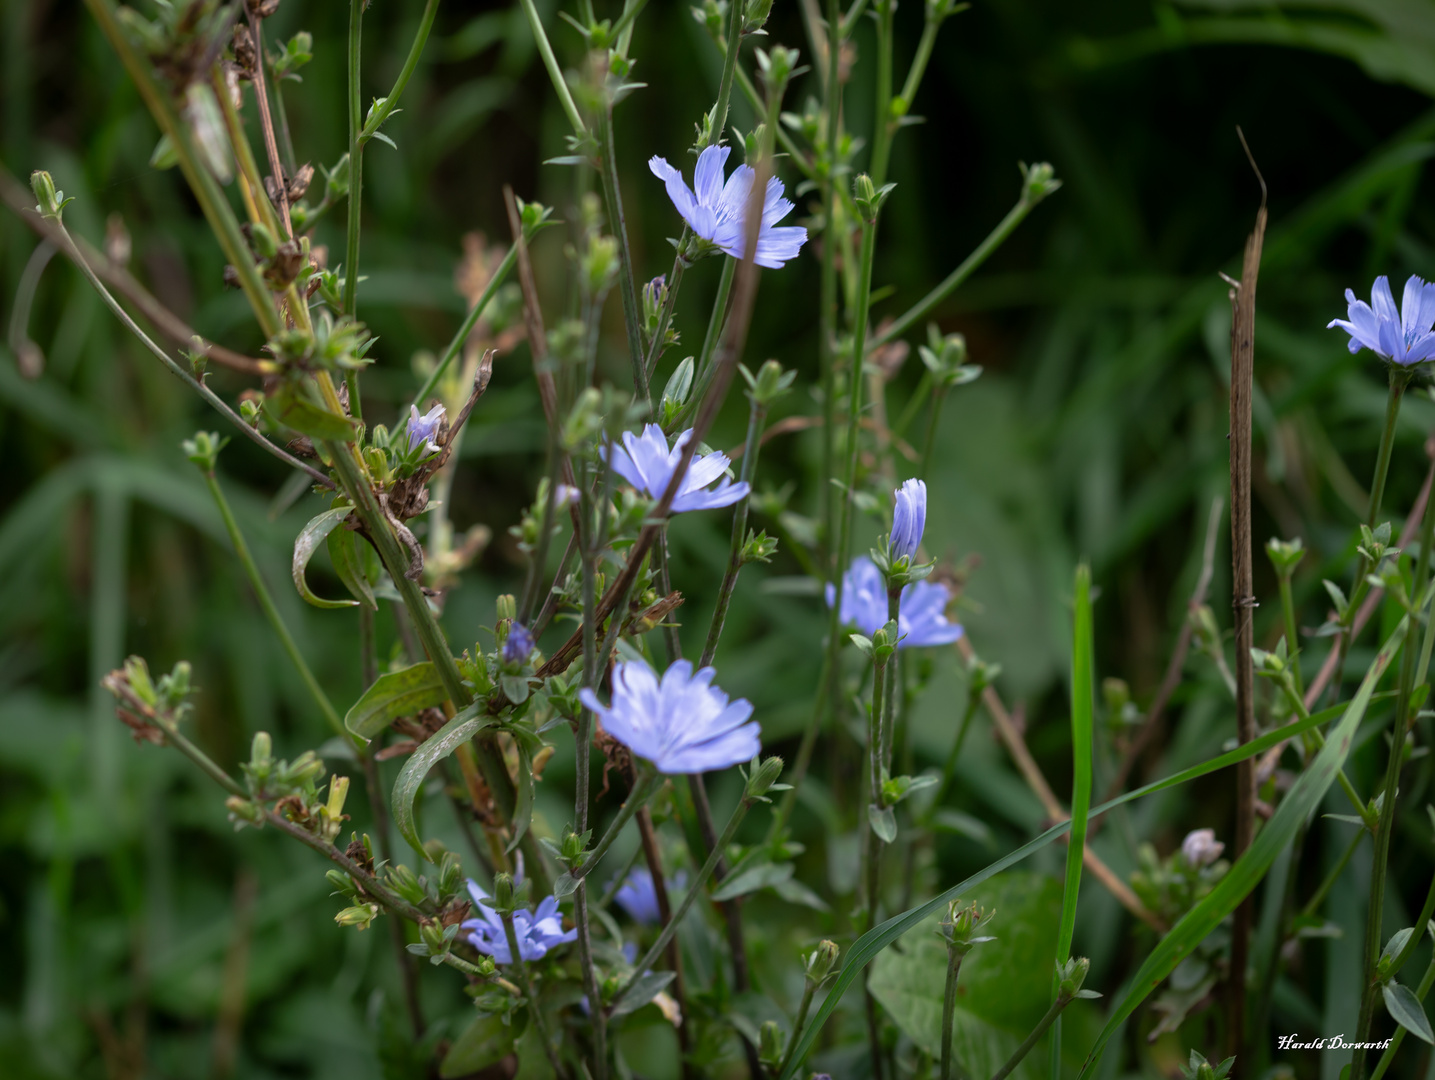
[293, 507, 359, 609]
[393, 705, 496, 858]
[775, 679, 1394, 1080]
[1057, 564, 1094, 967]
[264, 388, 359, 441]
[610, 971, 677, 1017]
[327, 521, 376, 610]
[1384, 981, 1435, 1045]
[1075, 617, 1409, 1079]
[344, 662, 448, 739]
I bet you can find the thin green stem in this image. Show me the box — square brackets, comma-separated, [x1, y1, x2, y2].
[868, 0, 896, 188]
[710, 0, 743, 147]
[595, 104, 649, 403]
[699, 395, 766, 666]
[1369, 951, 1435, 1080]
[778, 982, 817, 1078]
[929, 688, 982, 816]
[768, 654, 829, 839]
[359, 0, 441, 150]
[873, 193, 1038, 347]
[201, 471, 348, 742]
[343, 0, 364, 319]
[643, 256, 686, 383]
[576, 769, 659, 880]
[1275, 678, 1368, 818]
[1278, 572, 1304, 700]
[500, 907, 571, 1080]
[899, 14, 942, 109]
[941, 947, 966, 1080]
[681, 255, 737, 423]
[989, 994, 1071, 1080]
[921, 384, 949, 481]
[518, 0, 587, 138]
[611, 792, 753, 1010]
[1299, 827, 1364, 921]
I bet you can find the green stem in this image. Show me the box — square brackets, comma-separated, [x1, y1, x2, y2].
[1368, 952, 1435, 1080]
[82, 0, 280, 337]
[1368, 368, 1410, 531]
[868, 0, 895, 189]
[778, 982, 818, 1079]
[873, 192, 1038, 348]
[500, 907, 571, 1080]
[710, 0, 743, 146]
[610, 791, 753, 1010]
[643, 255, 685, 383]
[1278, 572, 1304, 700]
[681, 255, 737, 423]
[898, 13, 942, 110]
[359, 0, 441, 150]
[1299, 827, 1364, 921]
[699, 395, 766, 666]
[921, 384, 950, 481]
[518, 0, 587, 138]
[929, 687, 982, 817]
[767, 653, 829, 840]
[201, 471, 348, 742]
[940, 947, 966, 1080]
[576, 768, 659, 880]
[1390, 868, 1435, 978]
[595, 104, 649, 403]
[989, 994, 1071, 1080]
[343, 0, 364, 319]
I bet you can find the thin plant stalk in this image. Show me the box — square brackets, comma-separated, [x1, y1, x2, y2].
[699, 394, 766, 665]
[1368, 951, 1435, 1080]
[940, 947, 966, 1080]
[518, 0, 586, 138]
[777, 982, 818, 1079]
[1277, 569, 1304, 700]
[868, 0, 896, 188]
[575, 769, 660, 881]
[1300, 828, 1364, 922]
[929, 687, 982, 816]
[200, 469, 347, 741]
[342, 0, 363, 320]
[610, 789, 753, 1009]
[499, 909, 570, 1080]
[412, 245, 520, 409]
[990, 994, 1073, 1080]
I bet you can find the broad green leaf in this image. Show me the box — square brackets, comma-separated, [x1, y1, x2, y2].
[292, 507, 359, 609]
[868, 803, 897, 843]
[1384, 981, 1435, 1045]
[344, 662, 448, 740]
[439, 1012, 513, 1077]
[776, 687, 1381, 1080]
[1075, 616, 1409, 1079]
[326, 519, 376, 610]
[264, 387, 359, 441]
[393, 705, 496, 858]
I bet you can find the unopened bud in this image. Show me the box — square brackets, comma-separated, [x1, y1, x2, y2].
[1057, 956, 1090, 998]
[759, 1020, 783, 1067]
[745, 755, 785, 801]
[334, 903, 379, 930]
[804, 940, 840, 986]
[1020, 161, 1061, 204]
[30, 171, 73, 220]
[492, 872, 516, 912]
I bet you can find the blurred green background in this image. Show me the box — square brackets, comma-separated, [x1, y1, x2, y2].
[7, 0, 1435, 1076]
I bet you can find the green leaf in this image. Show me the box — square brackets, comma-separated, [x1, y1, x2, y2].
[393, 705, 496, 858]
[772, 876, 830, 911]
[439, 1012, 514, 1077]
[264, 387, 359, 441]
[344, 662, 448, 740]
[776, 686, 1385, 1080]
[711, 858, 795, 902]
[609, 971, 676, 1017]
[869, 803, 897, 843]
[327, 519, 376, 610]
[506, 738, 534, 855]
[292, 507, 360, 609]
[1057, 565, 1094, 976]
[1384, 981, 1434, 1045]
[1075, 616, 1410, 1079]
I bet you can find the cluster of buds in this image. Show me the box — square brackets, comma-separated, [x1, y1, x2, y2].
[1179, 1050, 1236, 1080]
[229, 730, 348, 839]
[101, 655, 193, 746]
[1055, 956, 1098, 1001]
[1130, 829, 1230, 924]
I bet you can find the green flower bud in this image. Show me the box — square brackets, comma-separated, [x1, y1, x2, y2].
[123, 655, 157, 706]
[745, 755, 785, 801]
[759, 1020, 783, 1067]
[389, 863, 427, 905]
[326, 868, 359, 899]
[334, 903, 380, 930]
[182, 430, 227, 473]
[804, 940, 840, 986]
[740, 528, 779, 565]
[1265, 536, 1306, 578]
[496, 594, 517, 622]
[741, 359, 797, 406]
[1020, 161, 1061, 204]
[852, 173, 896, 222]
[31, 171, 74, 221]
[225, 796, 266, 827]
[1057, 956, 1090, 999]
[492, 872, 516, 912]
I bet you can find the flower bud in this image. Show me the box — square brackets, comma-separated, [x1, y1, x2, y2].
[226, 796, 266, 827]
[643, 275, 668, 331]
[182, 431, 227, 473]
[740, 528, 779, 565]
[758, 1020, 783, 1067]
[744, 0, 775, 32]
[1020, 161, 1061, 204]
[438, 851, 463, 898]
[326, 868, 359, 899]
[123, 655, 157, 706]
[1181, 828, 1225, 869]
[756, 44, 798, 99]
[502, 622, 535, 667]
[420, 919, 451, 956]
[30, 171, 73, 221]
[745, 755, 785, 801]
[334, 903, 379, 930]
[742, 359, 797, 406]
[661, 356, 695, 426]
[1056, 955, 1090, 998]
[496, 594, 517, 622]
[804, 940, 840, 986]
[492, 872, 516, 912]
[519, 198, 553, 234]
[583, 235, 619, 297]
[1265, 536, 1306, 578]
[890, 478, 927, 562]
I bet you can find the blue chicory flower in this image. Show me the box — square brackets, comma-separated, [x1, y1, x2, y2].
[406, 403, 445, 454]
[604, 424, 749, 513]
[579, 658, 760, 774]
[1328, 275, 1435, 365]
[890, 478, 927, 561]
[827, 555, 964, 649]
[502, 622, 534, 666]
[648, 145, 808, 269]
[613, 867, 689, 925]
[461, 879, 576, 964]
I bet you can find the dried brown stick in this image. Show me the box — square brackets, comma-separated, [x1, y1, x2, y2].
[1225, 135, 1267, 1066]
